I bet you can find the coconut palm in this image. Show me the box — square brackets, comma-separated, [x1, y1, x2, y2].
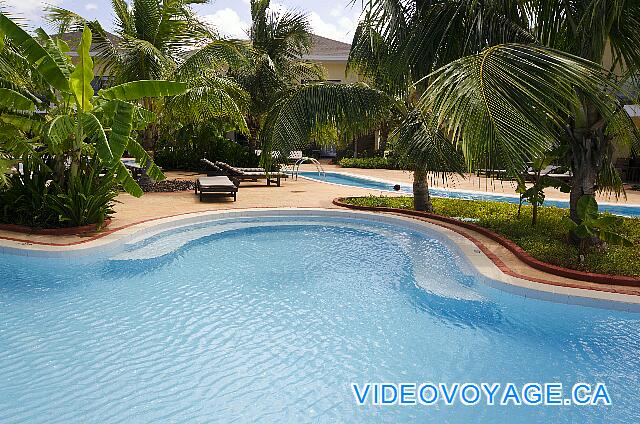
[364, 0, 640, 221]
[346, 11, 470, 211]
[232, 0, 324, 149]
[46, 0, 250, 154]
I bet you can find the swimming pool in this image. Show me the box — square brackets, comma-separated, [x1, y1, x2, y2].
[299, 171, 640, 217]
[1, 212, 639, 423]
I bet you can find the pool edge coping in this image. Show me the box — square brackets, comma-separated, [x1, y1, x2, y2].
[0, 206, 638, 310]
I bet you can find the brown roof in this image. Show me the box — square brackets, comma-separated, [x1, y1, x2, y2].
[57, 31, 350, 59]
[56, 31, 121, 51]
[307, 34, 351, 58]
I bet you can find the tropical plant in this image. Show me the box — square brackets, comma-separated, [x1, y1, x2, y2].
[0, 19, 186, 194]
[348, 10, 476, 211]
[47, 0, 250, 154]
[363, 0, 640, 222]
[562, 196, 633, 250]
[154, 123, 260, 171]
[0, 157, 58, 227]
[516, 148, 571, 226]
[232, 0, 324, 149]
[242, 0, 468, 212]
[391, 113, 466, 211]
[0, 17, 186, 226]
[260, 82, 393, 166]
[46, 159, 117, 227]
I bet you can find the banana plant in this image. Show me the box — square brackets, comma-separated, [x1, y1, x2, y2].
[0, 15, 186, 197]
[562, 196, 633, 249]
[515, 147, 571, 226]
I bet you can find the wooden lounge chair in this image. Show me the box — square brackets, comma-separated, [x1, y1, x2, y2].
[202, 159, 288, 187]
[526, 165, 572, 182]
[475, 168, 508, 180]
[195, 176, 238, 201]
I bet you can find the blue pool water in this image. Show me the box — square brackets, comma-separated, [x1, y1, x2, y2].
[299, 171, 640, 217]
[1, 215, 639, 423]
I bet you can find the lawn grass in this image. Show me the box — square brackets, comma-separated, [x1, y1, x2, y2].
[342, 196, 640, 277]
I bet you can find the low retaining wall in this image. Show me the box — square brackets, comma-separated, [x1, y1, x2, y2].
[0, 219, 111, 236]
[333, 198, 640, 288]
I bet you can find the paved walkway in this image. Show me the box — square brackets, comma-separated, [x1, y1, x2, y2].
[315, 165, 640, 204]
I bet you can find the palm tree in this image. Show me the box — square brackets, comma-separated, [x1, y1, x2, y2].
[47, 0, 250, 155]
[346, 10, 469, 211]
[364, 0, 640, 221]
[232, 0, 324, 150]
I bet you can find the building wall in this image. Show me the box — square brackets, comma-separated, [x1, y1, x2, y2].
[320, 60, 359, 83]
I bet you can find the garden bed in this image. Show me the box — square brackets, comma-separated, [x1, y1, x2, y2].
[139, 179, 196, 192]
[338, 196, 640, 278]
[0, 219, 111, 236]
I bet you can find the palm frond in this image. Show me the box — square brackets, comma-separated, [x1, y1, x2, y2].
[112, 0, 136, 36]
[394, 111, 466, 176]
[174, 39, 251, 81]
[117, 35, 175, 81]
[422, 44, 621, 172]
[285, 60, 325, 83]
[164, 79, 249, 132]
[347, 12, 410, 95]
[133, 0, 162, 43]
[45, 7, 123, 78]
[263, 82, 392, 155]
[250, 0, 312, 67]
[0, 13, 69, 91]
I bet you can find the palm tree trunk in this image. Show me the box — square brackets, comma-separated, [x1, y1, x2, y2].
[568, 103, 607, 223]
[379, 121, 390, 152]
[247, 115, 261, 152]
[142, 98, 157, 157]
[142, 124, 157, 156]
[413, 168, 433, 212]
[569, 148, 600, 222]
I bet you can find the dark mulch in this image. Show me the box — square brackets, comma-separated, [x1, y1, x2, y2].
[139, 179, 196, 192]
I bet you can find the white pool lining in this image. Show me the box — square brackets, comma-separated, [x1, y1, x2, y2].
[0, 207, 638, 312]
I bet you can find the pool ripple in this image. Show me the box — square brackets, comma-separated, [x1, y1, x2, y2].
[0, 217, 639, 422]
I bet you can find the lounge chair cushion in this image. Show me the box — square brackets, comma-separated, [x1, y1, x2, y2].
[239, 167, 266, 172]
[240, 171, 287, 178]
[198, 176, 237, 189]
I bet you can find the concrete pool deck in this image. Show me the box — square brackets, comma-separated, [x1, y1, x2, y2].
[0, 165, 638, 301]
[306, 165, 640, 204]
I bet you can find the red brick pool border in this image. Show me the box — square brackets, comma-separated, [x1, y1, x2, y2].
[333, 198, 640, 289]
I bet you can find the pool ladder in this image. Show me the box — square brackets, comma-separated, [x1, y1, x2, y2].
[288, 158, 326, 180]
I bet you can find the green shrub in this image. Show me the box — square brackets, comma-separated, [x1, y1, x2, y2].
[155, 124, 259, 171]
[338, 157, 401, 169]
[0, 157, 58, 228]
[341, 195, 640, 277]
[0, 158, 116, 228]
[47, 167, 117, 228]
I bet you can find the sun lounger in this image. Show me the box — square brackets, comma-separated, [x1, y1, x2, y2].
[475, 168, 508, 179]
[202, 159, 288, 187]
[195, 176, 238, 201]
[526, 165, 572, 181]
[201, 159, 263, 174]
